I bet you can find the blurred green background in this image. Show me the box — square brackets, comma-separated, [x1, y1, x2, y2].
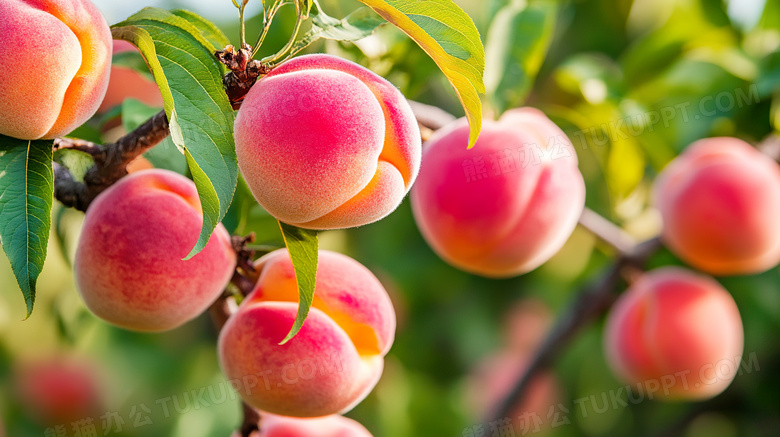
[2, 0, 780, 436]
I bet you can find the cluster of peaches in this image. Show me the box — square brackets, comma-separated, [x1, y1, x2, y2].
[3, 0, 779, 434]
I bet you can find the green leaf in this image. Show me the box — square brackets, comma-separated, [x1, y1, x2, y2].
[112, 8, 238, 260]
[356, 0, 485, 147]
[0, 136, 54, 317]
[484, 0, 556, 114]
[277, 221, 319, 344]
[291, 7, 386, 56]
[171, 9, 231, 50]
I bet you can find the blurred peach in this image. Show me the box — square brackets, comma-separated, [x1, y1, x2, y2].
[14, 355, 104, 426]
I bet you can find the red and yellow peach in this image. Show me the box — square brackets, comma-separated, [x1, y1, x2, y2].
[0, 0, 112, 140]
[234, 54, 421, 229]
[604, 267, 744, 400]
[411, 108, 586, 278]
[653, 137, 780, 275]
[74, 169, 236, 332]
[218, 249, 396, 417]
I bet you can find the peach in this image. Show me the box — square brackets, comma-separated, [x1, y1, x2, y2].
[411, 108, 586, 278]
[74, 169, 236, 332]
[14, 355, 104, 426]
[653, 137, 780, 275]
[255, 414, 373, 437]
[0, 0, 111, 140]
[604, 267, 744, 400]
[218, 249, 395, 417]
[97, 40, 164, 114]
[234, 54, 421, 229]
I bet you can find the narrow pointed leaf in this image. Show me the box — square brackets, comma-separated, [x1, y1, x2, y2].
[0, 136, 54, 317]
[277, 221, 318, 344]
[112, 8, 238, 260]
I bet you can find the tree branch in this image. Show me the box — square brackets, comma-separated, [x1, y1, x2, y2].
[53, 110, 169, 211]
[408, 100, 458, 132]
[490, 237, 662, 422]
[578, 207, 638, 257]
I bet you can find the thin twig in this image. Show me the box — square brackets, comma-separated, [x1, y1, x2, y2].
[578, 207, 638, 257]
[239, 402, 262, 437]
[408, 100, 457, 132]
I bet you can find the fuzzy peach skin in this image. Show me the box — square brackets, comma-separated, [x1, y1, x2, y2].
[411, 108, 585, 278]
[0, 0, 111, 140]
[234, 54, 421, 230]
[604, 267, 744, 401]
[253, 414, 374, 437]
[97, 40, 164, 114]
[218, 249, 395, 417]
[74, 169, 236, 332]
[653, 137, 780, 276]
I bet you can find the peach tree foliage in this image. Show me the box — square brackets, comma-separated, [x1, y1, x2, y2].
[0, 0, 492, 341]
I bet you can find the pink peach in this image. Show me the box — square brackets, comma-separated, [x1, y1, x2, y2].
[604, 267, 744, 400]
[411, 108, 586, 278]
[0, 0, 111, 139]
[653, 137, 780, 275]
[74, 169, 236, 332]
[218, 249, 395, 417]
[234, 54, 421, 229]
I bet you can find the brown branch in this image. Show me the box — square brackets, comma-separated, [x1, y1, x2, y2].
[490, 237, 662, 422]
[53, 110, 169, 211]
[238, 402, 262, 437]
